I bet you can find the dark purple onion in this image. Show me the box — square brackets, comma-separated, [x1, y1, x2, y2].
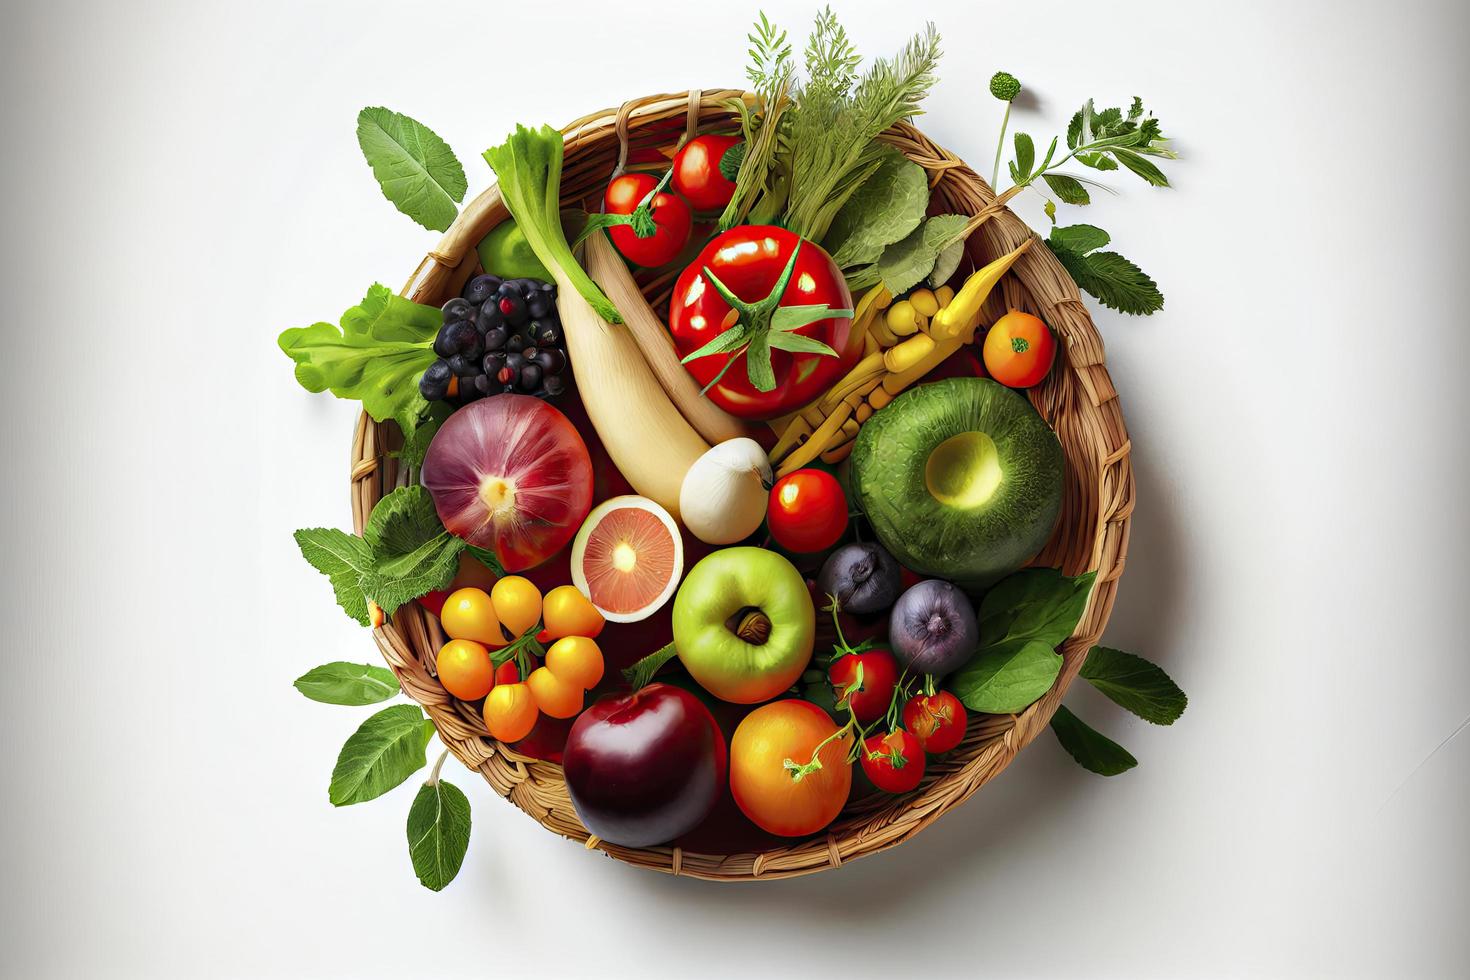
[888, 579, 979, 676]
[817, 542, 902, 614]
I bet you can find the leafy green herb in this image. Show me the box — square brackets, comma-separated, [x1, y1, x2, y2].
[295, 486, 466, 624]
[391, 400, 450, 469]
[294, 662, 401, 705]
[1080, 646, 1187, 725]
[823, 146, 929, 268]
[483, 125, 621, 323]
[874, 213, 969, 295]
[622, 642, 679, 691]
[950, 568, 1096, 713]
[356, 107, 467, 233]
[678, 240, 850, 393]
[1050, 705, 1137, 776]
[723, 10, 943, 243]
[277, 284, 443, 437]
[329, 705, 435, 806]
[1047, 225, 1164, 315]
[407, 755, 471, 891]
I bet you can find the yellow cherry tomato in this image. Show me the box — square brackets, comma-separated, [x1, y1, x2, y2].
[541, 585, 605, 640]
[436, 638, 496, 700]
[526, 667, 584, 719]
[484, 682, 538, 742]
[545, 635, 604, 690]
[491, 576, 542, 638]
[439, 588, 507, 646]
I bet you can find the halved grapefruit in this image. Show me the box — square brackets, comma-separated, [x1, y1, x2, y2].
[571, 496, 683, 623]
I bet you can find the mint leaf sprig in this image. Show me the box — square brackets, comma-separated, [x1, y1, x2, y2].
[1049, 646, 1187, 776]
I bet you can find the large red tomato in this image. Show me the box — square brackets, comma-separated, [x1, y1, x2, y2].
[669, 226, 857, 420]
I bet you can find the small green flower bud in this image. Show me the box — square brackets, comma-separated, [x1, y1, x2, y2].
[990, 72, 1020, 102]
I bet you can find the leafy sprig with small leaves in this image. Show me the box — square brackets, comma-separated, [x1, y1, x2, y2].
[990, 79, 1175, 315]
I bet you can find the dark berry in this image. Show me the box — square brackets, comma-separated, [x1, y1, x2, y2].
[497, 291, 528, 325]
[528, 295, 553, 319]
[433, 327, 458, 358]
[456, 378, 483, 402]
[462, 274, 502, 305]
[505, 351, 526, 371]
[484, 326, 509, 351]
[519, 364, 542, 391]
[442, 297, 473, 322]
[507, 334, 527, 353]
[527, 320, 560, 345]
[543, 374, 567, 397]
[442, 320, 480, 354]
[447, 354, 480, 377]
[419, 360, 453, 401]
[474, 373, 494, 395]
[483, 351, 506, 374]
[477, 302, 505, 332]
[534, 349, 565, 374]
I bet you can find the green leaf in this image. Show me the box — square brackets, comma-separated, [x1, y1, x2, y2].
[1043, 199, 1057, 224]
[294, 528, 375, 626]
[977, 568, 1097, 651]
[622, 642, 678, 691]
[1080, 647, 1187, 725]
[364, 486, 443, 556]
[407, 778, 471, 891]
[329, 705, 435, 806]
[745, 331, 776, 391]
[950, 639, 1063, 713]
[772, 304, 851, 333]
[392, 400, 451, 469]
[1042, 174, 1090, 205]
[1050, 705, 1137, 776]
[823, 147, 930, 269]
[768, 331, 839, 356]
[679, 325, 750, 364]
[1013, 132, 1035, 180]
[1052, 246, 1164, 316]
[465, 545, 506, 578]
[294, 662, 400, 705]
[1113, 148, 1170, 187]
[361, 486, 464, 617]
[277, 284, 442, 426]
[928, 236, 965, 287]
[1048, 224, 1110, 254]
[718, 140, 747, 182]
[356, 107, 467, 233]
[877, 214, 970, 295]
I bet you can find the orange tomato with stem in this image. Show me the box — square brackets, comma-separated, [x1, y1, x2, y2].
[730, 700, 852, 837]
[982, 311, 1056, 388]
[485, 682, 538, 742]
[436, 639, 496, 700]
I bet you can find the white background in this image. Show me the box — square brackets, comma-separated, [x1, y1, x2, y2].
[2, 1, 1466, 977]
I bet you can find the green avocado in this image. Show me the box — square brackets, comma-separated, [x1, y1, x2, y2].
[850, 377, 1064, 590]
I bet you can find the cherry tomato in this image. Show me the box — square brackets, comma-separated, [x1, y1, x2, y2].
[902, 690, 968, 754]
[604, 172, 692, 268]
[484, 682, 538, 742]
[526, 667, 585, 719]
[541, 585, 605, 640]
[827, 648, 899, 725]
[861, 729, 926, 793]
[768, 469, 848, 553]
[491, 576, 542, 638]
[669, 226, 857, 420]
[440, 587, 507, 647]
[494, 659, 522, 686]
[436, 638, 496, 700]
[730, 700, 852, 837]
[545, 635, 604, 690]
[982, 310, 1056, 388]
[672, 134, 741, 212]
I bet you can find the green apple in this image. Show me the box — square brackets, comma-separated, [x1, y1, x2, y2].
[672, 547, 815, 704]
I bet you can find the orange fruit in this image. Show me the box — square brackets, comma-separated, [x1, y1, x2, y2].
[484, 682, 538, 742]
[440, 588, 507, 646]
[436, 638, 496, 700]
[526, 667, 584, 719]
[491, 576, 542, 638]
[546, 635, 604, 690]
[542, 585, 605, 640]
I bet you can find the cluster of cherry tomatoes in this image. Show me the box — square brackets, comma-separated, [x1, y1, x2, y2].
[822, 603, 969, 795]
[602, 134, 741, 268]
[436, 579, 607, 742]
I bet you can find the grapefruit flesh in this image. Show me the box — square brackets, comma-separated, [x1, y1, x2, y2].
[573, 496, 683, 622]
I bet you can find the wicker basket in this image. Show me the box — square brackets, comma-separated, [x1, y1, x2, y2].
[349, 91, 1133, 881]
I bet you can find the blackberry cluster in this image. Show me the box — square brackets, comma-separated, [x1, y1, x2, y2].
[418, 274, 568, 404]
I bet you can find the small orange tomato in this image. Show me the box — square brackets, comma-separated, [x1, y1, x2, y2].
[491, 576, 543, 638]
[440, 588, 507, 646]
[982, 311, 1056, 388]
[436, 638, 496, 700]
[526, 667, 584, 719]
[542, 585, 605, 640]
[545, 635, 604, 690]
[484, 682, 538, 742]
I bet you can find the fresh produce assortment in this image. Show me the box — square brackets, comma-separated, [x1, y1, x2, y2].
[282, 10, 1190, 891]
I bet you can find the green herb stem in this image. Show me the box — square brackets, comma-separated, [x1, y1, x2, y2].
[991, 99, 1011, 190]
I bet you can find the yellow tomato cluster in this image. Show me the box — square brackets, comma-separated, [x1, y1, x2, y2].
[435, 578, 606, 743]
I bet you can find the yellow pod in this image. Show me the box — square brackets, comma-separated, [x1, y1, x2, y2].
[885, 300, 920, 337]
[883, 333, 937, 374]
[935, 285, 955, 309]
[909, 288, 939, 317]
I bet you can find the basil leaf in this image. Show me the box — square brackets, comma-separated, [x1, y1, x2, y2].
[977, 568, 1097, 650]
[1042, 173, 1090, 205]
[407, 778, 472, 891]
[1112, 148, 1170, 187]
[1013, 132, 1035, 180]
[356, 107, 467, 233]
[1048, 224, 1110, 255]
[949, 638, 1062, 713]
[294, 528, 375, 626]
[329, 706, 435, 806]
[1080, 647, 1187, 725]
[1050, 705, 1137, 776]
[294, 662, 400, 705]
[824, 147, 929, 269]
[876, 214, 970, 295]
[1054, 247, 1165, 316]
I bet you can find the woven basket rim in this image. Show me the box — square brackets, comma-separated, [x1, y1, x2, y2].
[350, 90, 1134, 881]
